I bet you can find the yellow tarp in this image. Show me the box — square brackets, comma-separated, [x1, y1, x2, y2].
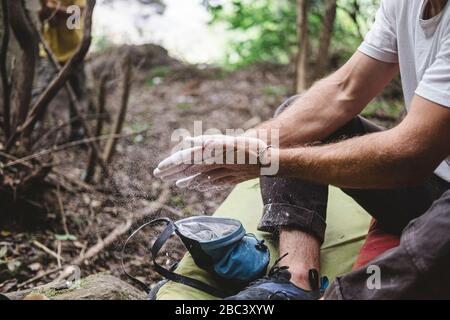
[41, 0, 86, 63]
[157, 180, 371, 300]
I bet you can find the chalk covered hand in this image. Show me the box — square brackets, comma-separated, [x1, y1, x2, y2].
[153, 135, 275, 191]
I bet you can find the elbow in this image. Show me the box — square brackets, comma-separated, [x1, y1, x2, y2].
[401, 157, 439, 187]
[379, 161, 431, 188]
[400, 169, 430, 187]
[369, 128, 433, 188]
[332, 74, 366, 118]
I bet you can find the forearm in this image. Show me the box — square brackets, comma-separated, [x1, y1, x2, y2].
[275, 129, 433, 189]
[256, 75, 361, 147]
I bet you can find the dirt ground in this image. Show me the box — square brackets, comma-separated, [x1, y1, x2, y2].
[0, 44, 401, 294]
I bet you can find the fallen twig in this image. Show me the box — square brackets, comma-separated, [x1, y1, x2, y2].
[0, 150, 33, 168]
[16, 267, 62, 289]
[32, 240, 65, 263]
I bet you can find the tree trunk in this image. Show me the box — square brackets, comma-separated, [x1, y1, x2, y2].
[0, 1, 6, 129]
[315, 0, 337, 79]
[8, 1, 39, 132]
[295, 0, 310, 93]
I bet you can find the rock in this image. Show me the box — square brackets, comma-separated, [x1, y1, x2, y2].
[23, 293, 50, 300]
[6, 274, 147, 300]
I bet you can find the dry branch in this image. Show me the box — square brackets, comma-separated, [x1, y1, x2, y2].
[4, 129, 149, 169]
[0, 150, 32, 168]
[16, 267, 62, 289]
[32, 113, 107, 151]
[102, 54, 132, 165]
[6, 0, 115, 185]
[31, 27, 114, 186]
[1, 1, 110, 187]
[32, 240, 65, 263]
[1, 150, 80, 195]
[51, 169, 97, 193]
[33, 18, 93, 146]
[85, 74, 108, 182]
[20, 0, 96, 137]
[20, 164, 53, 192]
[31, 23, 112, 185]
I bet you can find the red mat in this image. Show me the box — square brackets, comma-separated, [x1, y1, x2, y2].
[353, 219, 400, 270]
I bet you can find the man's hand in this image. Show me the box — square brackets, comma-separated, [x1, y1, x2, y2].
[153, 135, 272, 191]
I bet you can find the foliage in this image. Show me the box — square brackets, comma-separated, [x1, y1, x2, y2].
[209, 0, 298, 66]
[209, 0, 380, 68]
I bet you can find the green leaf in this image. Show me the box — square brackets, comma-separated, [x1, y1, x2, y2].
[55, 234, 77, 241]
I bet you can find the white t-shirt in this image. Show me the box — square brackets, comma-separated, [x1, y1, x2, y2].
[358, 0, 450, 183]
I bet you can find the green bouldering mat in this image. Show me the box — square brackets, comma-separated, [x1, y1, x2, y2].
[156, 180, 371, 300]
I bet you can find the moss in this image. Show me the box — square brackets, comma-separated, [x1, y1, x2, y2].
[40, 277, 88, 298]
[42, 288, 61, 298]
[170, 195, 186, 208]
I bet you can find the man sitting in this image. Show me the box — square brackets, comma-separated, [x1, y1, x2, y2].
[155, 0, 450, 299]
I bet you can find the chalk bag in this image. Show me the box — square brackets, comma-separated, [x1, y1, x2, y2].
[122, 216, 270, 298]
